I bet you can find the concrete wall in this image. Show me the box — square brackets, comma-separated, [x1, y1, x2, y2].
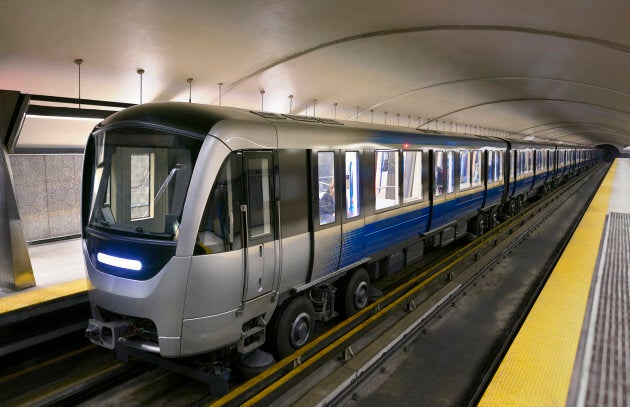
[9, 154, 82, 242]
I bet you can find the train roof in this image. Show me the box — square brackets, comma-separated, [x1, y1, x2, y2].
[95, 102, 587, 151]
[97, 102, 264, 138]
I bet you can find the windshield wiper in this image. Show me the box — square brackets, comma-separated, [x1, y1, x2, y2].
[154, 163, 187, 203]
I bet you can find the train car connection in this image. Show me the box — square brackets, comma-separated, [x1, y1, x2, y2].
[82, 102, 599, 363]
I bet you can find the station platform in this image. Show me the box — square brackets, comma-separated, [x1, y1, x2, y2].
[0, 238, 86, 314]
[480, 158, 630, 406]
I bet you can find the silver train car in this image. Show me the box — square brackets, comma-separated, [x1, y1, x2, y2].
[82, 102, 599, 359]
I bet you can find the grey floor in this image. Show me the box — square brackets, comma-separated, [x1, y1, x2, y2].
[0, 238, 84, 297]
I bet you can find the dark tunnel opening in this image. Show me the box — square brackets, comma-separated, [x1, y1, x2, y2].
[596, 144, 622, 162]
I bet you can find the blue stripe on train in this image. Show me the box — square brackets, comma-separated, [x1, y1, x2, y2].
[337, 183, 506, 273]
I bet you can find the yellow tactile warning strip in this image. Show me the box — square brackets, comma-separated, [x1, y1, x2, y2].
[479, 162, 618, 406]
[0, 279, 88, 314]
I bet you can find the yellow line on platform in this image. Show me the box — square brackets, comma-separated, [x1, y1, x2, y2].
[0, 279, 88, 314]
[479, 162, 617, 406]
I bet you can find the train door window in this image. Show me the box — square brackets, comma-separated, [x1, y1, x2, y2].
[445, 151, 455, 194]
[318, 151, 336, 225]
[434, 150, 444, 197]
[345, 151, 360, 218]
[375, 150, 400, 210]
[495, 151, 503, 181]
[487, 151, 495, 183]
[459, 150, 471, 190]
[535, 151, 541, 172]
[544, 150, 549, 170]
[197, 153, 242, 254]
[471, 150, 482, 187]
[403, 150, 422, 204]
[247, 156, 273, 239]
[525, 151, 530, 174]
[130, 153, 153, 220]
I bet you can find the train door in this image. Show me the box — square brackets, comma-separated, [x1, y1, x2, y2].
[339, 151, 364, 268]
[431, 150, 451, 229]
[243, 151, 277, 300]
[311, 151, 342, 280]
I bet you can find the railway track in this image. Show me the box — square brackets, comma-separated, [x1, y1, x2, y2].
[210, 164, 606, 406]
[2, 164, 604, 406]
[308, 163, 609, 406]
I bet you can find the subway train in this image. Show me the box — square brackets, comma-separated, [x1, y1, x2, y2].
[83, 102, 599, 361]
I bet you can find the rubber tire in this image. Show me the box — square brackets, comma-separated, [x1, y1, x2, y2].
[338, 268, 370, 318]
[267, 295, 315, 359]
[489, 207, 498, 230]
[474, 214, 485, 237]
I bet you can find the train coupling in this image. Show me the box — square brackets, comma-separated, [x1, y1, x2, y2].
[85, 319, 128, 350]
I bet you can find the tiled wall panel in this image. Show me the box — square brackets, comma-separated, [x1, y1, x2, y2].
[9, 154, 83, 242]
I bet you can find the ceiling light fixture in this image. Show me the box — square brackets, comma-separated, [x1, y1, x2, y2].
[397, 113, 400, 126]
[260, 89, 265, 110]
[333, 102, 338, 119]
[384, 111, 388, 125]
[218, 83, 223, 106]
[137, 69, 145, 104]
[370, 109, 374, 123]
[288, 94, 293, 114]
[187, 78, 193, 103]
[312, 99, 317, 117]
[74, 59, 83, 108]
[355, 106, 359, 121]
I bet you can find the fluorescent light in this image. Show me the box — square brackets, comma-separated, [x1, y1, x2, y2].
[25, 114, 103, 122]
[97, 252, 142, 271]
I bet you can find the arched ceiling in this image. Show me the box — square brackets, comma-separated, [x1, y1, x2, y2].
[2, 0, 630, 150]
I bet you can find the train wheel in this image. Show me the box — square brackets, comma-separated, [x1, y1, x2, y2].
[268, 295, 315, 358]
[339, 268, 370, 318]
[473, 214, 485, 237]
[489, 207, 499, 230]
[509, 199, 517, 216]
[517, 196, 524, 212]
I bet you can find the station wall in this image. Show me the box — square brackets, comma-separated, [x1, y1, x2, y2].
[9, 154, 82, 242]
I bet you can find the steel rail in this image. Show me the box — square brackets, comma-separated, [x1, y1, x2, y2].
[210, 164, 602, 406]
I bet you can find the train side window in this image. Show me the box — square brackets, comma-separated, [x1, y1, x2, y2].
[460, 150, 470, 190]
[403, 150, 422, 204]
[487, 151, 495, 183]
[434, 150, 444, 197]
[375, 150, 400, 210]
[197, 154, 242, 255]
[471, 150, 482, 187]
[345, 151, 360, 218]
[318, 151, 336, 225]
[446, 151, 454, 194]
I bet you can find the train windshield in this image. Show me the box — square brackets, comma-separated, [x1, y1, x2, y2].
[87, 127, 203, 240]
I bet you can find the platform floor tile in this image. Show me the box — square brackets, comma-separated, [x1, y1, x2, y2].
[480, 162, 618, 406]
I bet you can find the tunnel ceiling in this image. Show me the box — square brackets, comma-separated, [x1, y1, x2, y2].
[2, 0, 630, 150]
